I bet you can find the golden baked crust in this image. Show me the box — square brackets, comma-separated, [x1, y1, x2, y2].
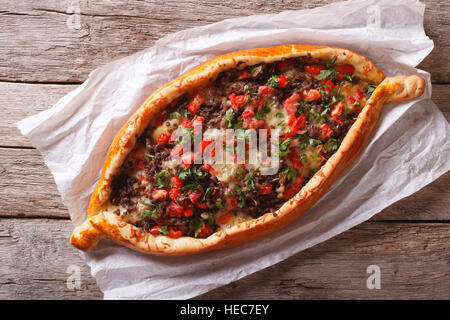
[70, 45, 425, 256]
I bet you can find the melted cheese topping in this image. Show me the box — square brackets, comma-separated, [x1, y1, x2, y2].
[112, 60, 374, 238]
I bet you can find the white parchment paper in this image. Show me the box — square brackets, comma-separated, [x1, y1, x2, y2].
[17, 0, 450, 299]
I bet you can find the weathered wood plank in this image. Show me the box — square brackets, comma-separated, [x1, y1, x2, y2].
[0, 0, 448, 83]
[1, 218, 448, 299]
[3, 82, 449, 148]
[0, 146, 449, 220]
[0, 83, 77, 147]
[198, 222, 450, 299]
[0, 148, 69, 218]
[0, 218, 102, 299]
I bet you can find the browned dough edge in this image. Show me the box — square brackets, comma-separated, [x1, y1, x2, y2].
[70, 45, 425, 256]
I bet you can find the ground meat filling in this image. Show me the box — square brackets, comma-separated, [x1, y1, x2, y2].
[109, 56, 375, 239]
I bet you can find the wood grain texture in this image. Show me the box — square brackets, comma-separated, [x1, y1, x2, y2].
[1, 218, 448, 299]
[0, 0, 448, 83]
[0, 83, 77, 147]
[0, 218, 102, 299]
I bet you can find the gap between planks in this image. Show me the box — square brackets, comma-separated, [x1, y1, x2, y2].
[0, 0, 449, 83]
[1, 218, 448, 299]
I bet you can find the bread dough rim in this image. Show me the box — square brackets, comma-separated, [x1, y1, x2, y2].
[70, 45, 425, 256]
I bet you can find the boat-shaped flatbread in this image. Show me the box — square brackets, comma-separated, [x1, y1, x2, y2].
[70, 45, 425, 256]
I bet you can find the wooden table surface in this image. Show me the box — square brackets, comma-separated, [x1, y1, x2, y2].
[1, 0, 449, 300]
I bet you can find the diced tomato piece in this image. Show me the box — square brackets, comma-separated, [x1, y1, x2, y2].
[157, 132, 170, 145]
[170, 176, 183, 189]
[201, 141, 216, 160]
[239, 69, 250, 80]
[302, 89, 322, 102]
[187, 93, 205, 114]
[140, 175, 146, 184]
[276, 60, 295, 71]
[241, 107, 255, 119]
[243, 118, 266, 129]
[331, 101, 344, 118]
[287, 114, 296, 125]
[283, 92, 301, 115]
[348, 96, 356, 106]
[130, 147, 146, 160]
[335, 65, 355, 76]
[150, 225, 162, 235]
[166, 201, 184, 217]
[218, 211, 232, 225]
[136, 160, 145, 170]
[320, 123, 334, 140]
[247, 98, 261, 111]
[198, 138, 213, 155]
[151, 189, 168, 200]
[168, 227, 183, 238]
[194, 201, 207, 209]
[284, 115, 306, 139]
[283, 176, 305, 200]
[180, 118, 193, 129]
[258, 85, 274, 95]
[322, 78, 335, 94]
[188, 191, 202, 204]
[229, 93, 251, 108]
[192, 116, 205, 131]
[183, 207, 194, 217]
[169, 187, 180, 200]
[304, 64, 325, 75]
[278, 75, 288, 88]
[258, 185, 272, 195]
[181, 152, 197, 168]
[354, 88, 363, 101]
[287, 149, 303, 169]
[188, 189, 206, 209]
[197, 224, 213, 238]
[331, 102, 344, 125]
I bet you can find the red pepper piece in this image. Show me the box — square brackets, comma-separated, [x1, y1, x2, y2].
[187, 93, 205, 114]
[335, 65, 355, 76]
[197, 224, 213, 238]
[304, 65, 325, 75]
[168, 227, 182, 238]
[181, 152, 197, 168]
[157, 132, 170, 145]
[284, 115, 306, 140]
[302, 89, 322, 102]
[229, 93, 251, 108]
[283, 176, 305, 200]
[278, 75, 288, 88]
[283, 92, 301, 115]
[239, 69, 250, 79]
[166, 201, 184, 217]
[258, 85, 274, 95]
[320, 123, 334, 140]
[241, 107, 255, 119]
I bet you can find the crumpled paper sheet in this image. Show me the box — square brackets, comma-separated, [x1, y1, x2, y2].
[17, 0, 450, 299]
